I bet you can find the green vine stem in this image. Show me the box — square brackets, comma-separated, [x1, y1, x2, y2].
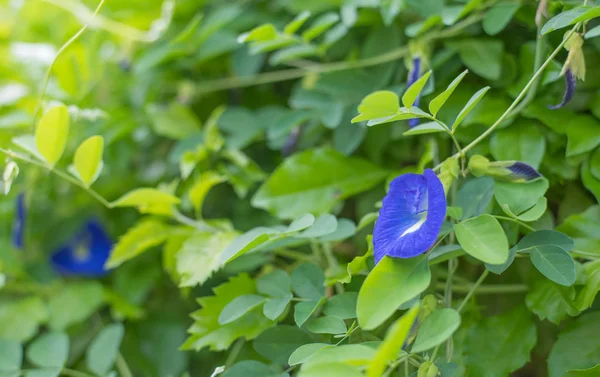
[32, 0, 106, 129]
[436, 22, 582, 169]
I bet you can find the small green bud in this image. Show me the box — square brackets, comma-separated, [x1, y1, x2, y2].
[418, 361, 439, 377]
[468, 155, 490, 177]
[438, 157, 460, 194]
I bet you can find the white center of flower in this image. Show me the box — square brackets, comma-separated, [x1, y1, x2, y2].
[400, 215, 427, 237]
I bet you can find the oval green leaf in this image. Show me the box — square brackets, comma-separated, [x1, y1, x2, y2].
[73, 135, 104, 187]
[454, 214, 509, 264]
[451, 86, 490, 131]
[111, 188, 180, 208]
[530, 245, 576, 286]
[402, 70, 432, 108]
[35, 104, 70, 167]
[357, 255, 430, 330]
[219, 294, 267, 325]
[429, 70, 468, 116]
[412, 308, 461, 352]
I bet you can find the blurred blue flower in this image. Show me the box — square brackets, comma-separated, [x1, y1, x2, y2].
[407, 57, 421, 128]
[51, 219, 113, 277]
[373, 169, 446, 263]
[12, 193, 26, 249]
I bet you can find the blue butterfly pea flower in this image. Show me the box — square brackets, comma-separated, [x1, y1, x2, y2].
[51, 219, 113, 277]
[407, 57, 421, 128]
[12, 193, 26, 249]
[373, 169, 446, 263]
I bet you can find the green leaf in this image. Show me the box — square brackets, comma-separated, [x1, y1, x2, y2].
[485, 246, 517, 274]
[565, 115, 600, 157]
[574, 259, 600, 311]
[219, 227, 277, 264]
[263, 294, 293, 320]
[238, 24, 277, 43]
[0, 297, 48, 341]
[518, 230, 574, 252]
[402, 71, 432, 108]
[86, 324, 124, 376]
[556, 206, 600, 238]
[585, 24, 600, 39]
[490, 126, 545, 169]
[253, 325, 313, 365]
[548, 312, 600, 377]
[454, 215, 509, 264]
[284, 11, 311, 34]
[541, 6, 600, 35]
[357, 255, 430, 330]
[0, 340, 22, 371]
[295, 298, 326, 327]
[448, 40, 503, 80]
[252, 148, 387, 219]
[429, 244, 465, 265]
[189, 171, 227, 214]
[302, 12, 339, 42]
[299, 362, 363, 377]
[146, 102, 201, 140]
[403, 121, 448, 136]
[222, 361, 285, 377]
[306, 344, 376, 366]
[352, 91, 400, 123]
[446, 206, 463, 221]
[26, 333, 68, 368]
[257, 269, 292, 297]
[219, 295, 267, 325]
[307, 316, 347, 335]
[323, 292, 358, 319]
[483, 2, 519, 35]
[529, 245, 576, 286]
[451, 86, 490, 131]
[105, 220, 170, 268]
[298, 214, 337, 238]
[72, 135, 104, 187]
[291, 263, 325, 300]
[270, 45, 320, 65]
[35, 104, 69, 167]
[526, 278, 577, 324]
[513, 197, 547, 222]
[182, 274, 272, 352]
[47, 282, 104, 331]
[287, 214, 317, 233]
[289, 343, 331, 366]
[367, 305, 420, 377]
[319, 219, 356, 241]
[177, 231, 238, 287]
[111, 188, 180, 209]
[465, 307, 537, 377]
[568, 364, 600, 376]
[455, 177, 495, 219]
[412, 308, 461, 353]
[429, 70, 468, 116]
[494, 178, 549, 215]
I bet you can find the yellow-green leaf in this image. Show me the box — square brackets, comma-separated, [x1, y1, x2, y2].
[111, 188, 180, 209]
[189, 171, 227, 214]
[73, 136, 104, 187]
[105, 220, 170, 268]
[367, 304, 420, 377]
[35, 104, 70, 167]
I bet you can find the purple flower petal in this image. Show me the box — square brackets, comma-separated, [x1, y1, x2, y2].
[505, 161, 542, 181]
[548, 69, 575, 109]
[373, 169, 446, 263]
[51, 219, 113, 277]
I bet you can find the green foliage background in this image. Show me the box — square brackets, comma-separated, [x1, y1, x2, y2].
[1, 0, 600, 376]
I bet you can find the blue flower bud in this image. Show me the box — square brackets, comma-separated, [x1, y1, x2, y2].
[12, 193, 26, 249]
[407, 57, 421, 128]
[548, 68, 575, 109]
